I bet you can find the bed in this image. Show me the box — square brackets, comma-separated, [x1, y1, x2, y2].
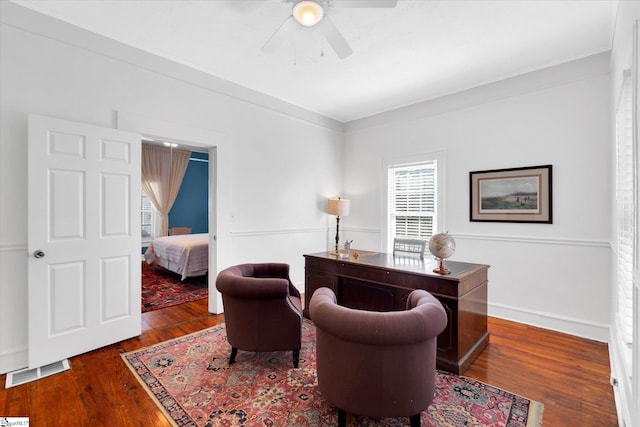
[144, 233, 209, 280]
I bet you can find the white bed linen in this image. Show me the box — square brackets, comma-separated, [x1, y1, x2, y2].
[144, 233, 209, 280]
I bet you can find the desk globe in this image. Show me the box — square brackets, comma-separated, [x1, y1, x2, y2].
[429, 232, 456, 274]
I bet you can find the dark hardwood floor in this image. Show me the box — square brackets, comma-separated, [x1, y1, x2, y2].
[0, 298, 618, 426]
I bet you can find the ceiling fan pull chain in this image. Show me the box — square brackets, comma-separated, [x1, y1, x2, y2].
[293, 25, 298, 66]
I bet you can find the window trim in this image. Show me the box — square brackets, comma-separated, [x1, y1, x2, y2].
[382, 150, 446, 253]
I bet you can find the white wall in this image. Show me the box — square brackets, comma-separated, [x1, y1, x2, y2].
[342, 53, 612, 342]
[0, 3, 342, 373]
[0, 1, 619, 383]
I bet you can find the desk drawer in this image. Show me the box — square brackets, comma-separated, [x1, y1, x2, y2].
[339, 263, 404, 285]
[305, 257, 340, 275]
[340, 263, 464, 296]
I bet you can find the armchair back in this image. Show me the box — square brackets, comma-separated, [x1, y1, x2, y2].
[310, 287, 447, 421]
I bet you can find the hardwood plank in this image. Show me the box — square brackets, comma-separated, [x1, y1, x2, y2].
[0, 301, 618, 426]
[465, 317, 618, 426]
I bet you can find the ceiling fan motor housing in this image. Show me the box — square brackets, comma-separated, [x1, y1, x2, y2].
[293, 1, 324, 27]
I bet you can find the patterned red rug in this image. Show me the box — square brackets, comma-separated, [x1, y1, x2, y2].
[122, 319, 544, 426]
[141, 262, 208, 313]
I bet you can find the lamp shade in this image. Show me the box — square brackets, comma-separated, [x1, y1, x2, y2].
[293, 0, 324, 27]
[328, 198, 350, 217]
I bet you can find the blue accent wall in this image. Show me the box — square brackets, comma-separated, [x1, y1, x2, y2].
[169, 151, 209, 233]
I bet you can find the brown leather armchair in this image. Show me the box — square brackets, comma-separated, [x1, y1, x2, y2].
[215, 263, 302, 367]
[309, 287, 448, 427]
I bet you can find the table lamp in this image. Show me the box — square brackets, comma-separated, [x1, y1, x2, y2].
[328, 197, 350, 253]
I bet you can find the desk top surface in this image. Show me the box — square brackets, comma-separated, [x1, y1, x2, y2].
[304, 250, 489, 280]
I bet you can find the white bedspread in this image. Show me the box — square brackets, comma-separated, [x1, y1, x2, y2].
[144, 233, 209, 280]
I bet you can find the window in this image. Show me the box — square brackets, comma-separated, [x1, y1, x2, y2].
[615, 68, 637, 367]
[385, 152, 444, 255]
[389, 163, 436, 239]
[141, 190, 156, 243]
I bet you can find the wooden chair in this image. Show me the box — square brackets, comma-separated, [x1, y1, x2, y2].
[393, 237, 427, 259]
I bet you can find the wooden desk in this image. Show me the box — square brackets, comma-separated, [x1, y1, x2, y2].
[303, 251, 490, 374]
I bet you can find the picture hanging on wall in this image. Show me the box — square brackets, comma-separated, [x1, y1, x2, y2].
[469, 164, 552, 223]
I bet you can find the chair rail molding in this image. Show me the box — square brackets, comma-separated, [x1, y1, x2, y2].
[0, 242, 28, 253]
[453, 233, 610, 248]
[337, 230, 610, 249]
[341, 227, 381, 235]
[230, 227, 327, 237]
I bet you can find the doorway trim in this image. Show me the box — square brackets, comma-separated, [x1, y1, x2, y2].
[117, 110, 232, 314]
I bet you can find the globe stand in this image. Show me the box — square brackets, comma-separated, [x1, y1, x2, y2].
[433, 258, 451, 275]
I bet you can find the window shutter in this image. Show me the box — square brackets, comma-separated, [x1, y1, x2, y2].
[389, 163, 437, 240]
[616, 69, 636, 347]
[141, 191, 155, 240]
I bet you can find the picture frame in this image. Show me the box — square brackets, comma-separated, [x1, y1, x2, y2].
[469, 165, 552, 223]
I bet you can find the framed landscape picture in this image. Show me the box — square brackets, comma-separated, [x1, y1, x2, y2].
[469, 165, 552, 223]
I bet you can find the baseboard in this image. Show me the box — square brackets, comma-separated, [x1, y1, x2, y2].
[489, 302, 610, 342]
[0, 346, 28, 375]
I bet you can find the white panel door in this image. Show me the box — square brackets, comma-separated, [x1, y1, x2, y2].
[28, 114, 141, 368]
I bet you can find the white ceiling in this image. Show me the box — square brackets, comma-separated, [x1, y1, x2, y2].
[11, 0, 617, 123]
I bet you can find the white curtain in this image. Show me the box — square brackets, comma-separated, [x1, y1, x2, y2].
[141, 144, 191, 236]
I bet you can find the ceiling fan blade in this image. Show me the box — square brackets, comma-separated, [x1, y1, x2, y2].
[262, 15, 295, 53]
[328, 0, 398, 7]
[317, 15, 353, 59]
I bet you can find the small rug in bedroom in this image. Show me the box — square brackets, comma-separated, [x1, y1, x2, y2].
[141, 261, 208, 312]
[122, 319, 544, 426]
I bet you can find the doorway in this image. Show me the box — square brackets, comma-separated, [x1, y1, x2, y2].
[140, 142, 210, 312]
[117, 110, 232, 314]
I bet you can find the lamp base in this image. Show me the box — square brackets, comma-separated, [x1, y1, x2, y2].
[433, 258, 451, 275]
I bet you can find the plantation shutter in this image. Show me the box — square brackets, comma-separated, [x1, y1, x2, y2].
[141, 191, 155, 242]
[615, 69, 636, 347]
[389, 163, 437, 240]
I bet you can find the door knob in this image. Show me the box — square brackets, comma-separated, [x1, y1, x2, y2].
[34, 250, 46, 259]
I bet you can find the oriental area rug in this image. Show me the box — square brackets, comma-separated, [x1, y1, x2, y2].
[141, 261, 208, 312]
[122, 319, 544, 427]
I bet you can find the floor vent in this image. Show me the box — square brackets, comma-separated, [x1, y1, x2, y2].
[5, 359, 70, 388]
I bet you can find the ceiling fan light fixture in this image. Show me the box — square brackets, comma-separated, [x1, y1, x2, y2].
[293, 1, 324, 27]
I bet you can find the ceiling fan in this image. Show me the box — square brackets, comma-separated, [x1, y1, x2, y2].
[262, 0, 398, 59]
